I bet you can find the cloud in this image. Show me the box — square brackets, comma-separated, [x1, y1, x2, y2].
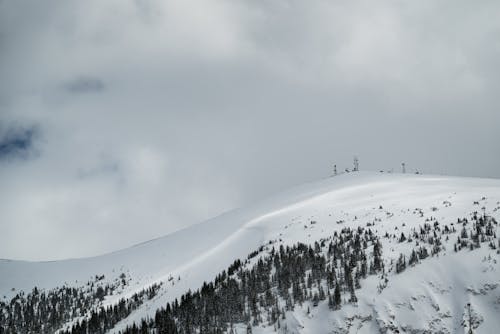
[0, 126, 38, 161]
[64, 77, 105, 94]
[0, 0, 499, 260]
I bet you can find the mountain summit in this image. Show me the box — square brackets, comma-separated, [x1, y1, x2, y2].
[1, 172, 499, 333]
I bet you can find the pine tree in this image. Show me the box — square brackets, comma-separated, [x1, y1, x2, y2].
[334, 284, 341, 309]
[349, 285, 357, 303]
[409, 249, 418, 266]
[395, 254, 406, 273]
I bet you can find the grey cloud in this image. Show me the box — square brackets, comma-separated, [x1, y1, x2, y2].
[76, 160, 120, 179]
[0, 0, 499, 260]
[64, 77, 105, 94]
[0, 125, 38, 161]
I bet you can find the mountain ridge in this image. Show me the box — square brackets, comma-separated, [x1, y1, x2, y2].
[1, 171, 499, 333]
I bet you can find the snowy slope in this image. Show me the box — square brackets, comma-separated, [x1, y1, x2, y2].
[1, 171, 500, 333]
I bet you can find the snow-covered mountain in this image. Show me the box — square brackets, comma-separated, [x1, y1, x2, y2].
[1, 172, 499, 333]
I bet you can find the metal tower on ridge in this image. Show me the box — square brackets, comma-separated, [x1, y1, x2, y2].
[353, 156, 359, 172]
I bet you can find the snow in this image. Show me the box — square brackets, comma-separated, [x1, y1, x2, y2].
[1, 171, 499, 333]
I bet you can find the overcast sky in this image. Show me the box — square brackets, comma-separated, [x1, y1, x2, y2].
[1, 0, 499, 260]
